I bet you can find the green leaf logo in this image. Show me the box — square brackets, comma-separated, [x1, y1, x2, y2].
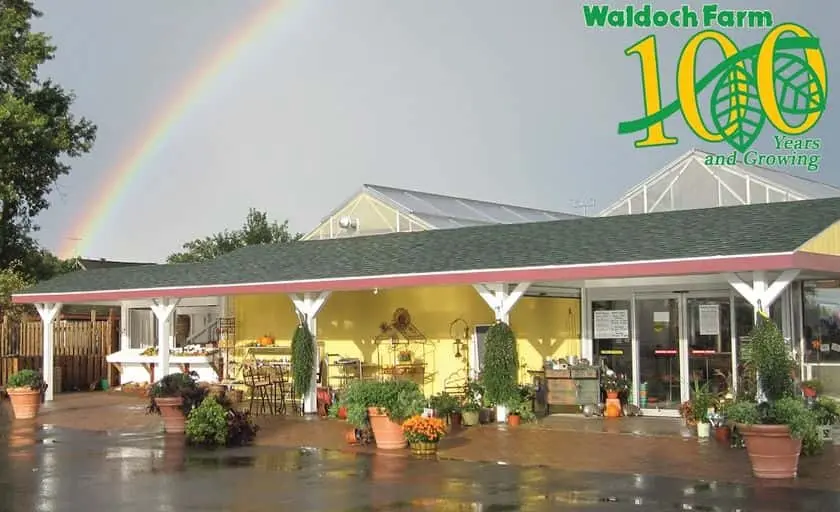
[771, 52, 826, 116]
[710, 63, 766, 153]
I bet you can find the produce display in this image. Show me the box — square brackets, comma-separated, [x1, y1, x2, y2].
[138, 345, 218, 357]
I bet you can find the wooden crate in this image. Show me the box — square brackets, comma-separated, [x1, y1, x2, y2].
[544, 368, 571, 379]
[570, 367, 598, 379]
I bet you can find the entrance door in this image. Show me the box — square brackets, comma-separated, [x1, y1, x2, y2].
[686, 294, 734, 397]
[634, 296, 682, 413]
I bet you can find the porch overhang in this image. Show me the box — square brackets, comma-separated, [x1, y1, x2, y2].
[13, 250, 838, 305]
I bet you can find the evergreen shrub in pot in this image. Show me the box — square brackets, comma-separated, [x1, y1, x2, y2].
[727, 318, 821, 479]
[482, 321, 519, 422]
[339, 379, 424, 450]
[5, 369, 44, 419]
[291, 323, 316, 411]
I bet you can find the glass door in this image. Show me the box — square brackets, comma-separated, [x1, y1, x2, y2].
[634, 295, 682, 412]
[686, 294, 734, 397]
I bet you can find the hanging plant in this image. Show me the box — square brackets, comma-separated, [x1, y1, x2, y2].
[291, 323, 315, 398]
[482, 321, 519, 405]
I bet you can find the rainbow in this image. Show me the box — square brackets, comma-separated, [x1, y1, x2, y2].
[59, 0, 298, 259]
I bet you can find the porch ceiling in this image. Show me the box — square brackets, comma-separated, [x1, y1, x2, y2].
[13, 197, 840, 304]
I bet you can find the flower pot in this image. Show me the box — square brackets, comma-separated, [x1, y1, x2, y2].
[495, 404, 509, 423]
[696, 422, 711, 438]
[338, 406, 348, 420]
[367, 407, 407, 450]
[737, 424, 801, 479]
[508, 414, 521, 427]
[462, 410, 479, 426]
[345, 429, 358, 445]
[479, 407, 494, 424]
[606, 391, 619, 400]
[155, 397, 186, 434]
[410, 440, 438, 456]
[450, 412, 462, 429]
[714, 425, 731, 443]
[6, 389, 41, 420]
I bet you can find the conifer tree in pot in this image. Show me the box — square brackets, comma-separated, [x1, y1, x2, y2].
[727, 317, 821, 479]
[291, 323, 315, 412]
[482, 321, 519, 423]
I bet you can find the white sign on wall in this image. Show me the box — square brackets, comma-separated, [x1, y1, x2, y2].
[698, 304, 720, 336]
[593, 309, 629, 339]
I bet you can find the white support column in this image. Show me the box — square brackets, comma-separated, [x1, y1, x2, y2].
[35, 303, 62, 402]
[120, 302, 130, 351]
[473, 282, 531, 323]
[580, 287, 592, 362]
[290, 291, 331, 414]
[151, 298, 179, 379]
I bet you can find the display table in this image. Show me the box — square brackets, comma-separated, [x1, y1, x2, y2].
[543, 366, 600, 413]
[106, 349, 221, 385]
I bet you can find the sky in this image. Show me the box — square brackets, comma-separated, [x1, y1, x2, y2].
[29, 0, 840, 262]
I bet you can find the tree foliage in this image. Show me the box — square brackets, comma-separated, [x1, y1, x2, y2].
[167, 208, 302, 263]
[0, 1, 97, 271]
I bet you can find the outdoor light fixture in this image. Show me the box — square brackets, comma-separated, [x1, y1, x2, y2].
[449, 318, 469, 359]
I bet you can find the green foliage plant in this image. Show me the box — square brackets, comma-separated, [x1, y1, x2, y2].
[339, 379, 424, 429]
[146, 372, 207, 416]
[690, 380, 716, 423]
[186, 397, 228, 447]
[507, 397, 536, 423]
[6, 369, 42, 390]
[429, 392, 459, 416]
[726, 318, 822, 455]
[291, 323, 315, 398]
[482, 321, 519, 406]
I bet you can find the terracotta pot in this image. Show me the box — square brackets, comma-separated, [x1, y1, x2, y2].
[606, 391, 619, 400]
[410, 440, 438, 455]
[737, 424, 801, 479]
[478, 407, 494, 424]
[367, 407, 406, 450]
[450, 412, 462, 429]
[345, 429, 358, 445]
[462, 410, 479, 426]
[7, 389, 41, 420]
[338, 406, 348, 420]
[714, 425, 731, 443]
[156, 397, 186, 434]
[508, 414, 521, 427]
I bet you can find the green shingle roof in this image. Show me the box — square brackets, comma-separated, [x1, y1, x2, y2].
[17, 197, 840, 296]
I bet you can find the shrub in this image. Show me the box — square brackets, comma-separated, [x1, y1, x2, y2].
[339, 379, 424, 429]
[186, 397, 228, 446]
[291, 324, 315, 399]
[7, 369, 43, 390]
[482, 321, 519, 405]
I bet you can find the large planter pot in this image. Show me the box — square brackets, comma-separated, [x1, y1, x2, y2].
[6, 388, 41, 420]
[155, 397, 186, 434]
[737, 424, 802, 479]
[714, 425, 731, 444]
[478, 407, 494, 424]
[410, 440, 439, 456]
[495, 404, 509, 423]
[696, 422, 711, 438]
[462, 410, 479, 426]
[508, 414, 521, 427]
[449, 412, 462, 429]
[367, 407, 406, 450]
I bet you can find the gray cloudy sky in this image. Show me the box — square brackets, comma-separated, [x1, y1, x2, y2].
[30, 0, 840, 262]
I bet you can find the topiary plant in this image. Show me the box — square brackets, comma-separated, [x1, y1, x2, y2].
[482, 321, 519, 406]
[291, 323, 315, 399]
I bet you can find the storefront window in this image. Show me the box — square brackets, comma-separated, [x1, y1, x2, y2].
[592, 300, 632, 378]
[802, 280, 840, 398]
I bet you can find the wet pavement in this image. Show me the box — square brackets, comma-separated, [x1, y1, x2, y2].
[2, 422, 840, 511]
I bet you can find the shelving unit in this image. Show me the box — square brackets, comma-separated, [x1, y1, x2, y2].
[374, 308, 429, 385]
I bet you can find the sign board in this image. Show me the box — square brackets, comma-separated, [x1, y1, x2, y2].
[698, 304, 720, 335]
[593, 309, 629, 339]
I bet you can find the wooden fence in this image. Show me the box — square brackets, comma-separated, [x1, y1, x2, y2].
[0, 317, 119, 391]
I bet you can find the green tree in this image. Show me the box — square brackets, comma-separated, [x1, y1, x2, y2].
[0, 1, 97, 271]
[0, 262, 29, 318]
[168, 208, 302, 263]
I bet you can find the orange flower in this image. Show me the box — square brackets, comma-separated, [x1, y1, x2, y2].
[402, 415, 447, 442]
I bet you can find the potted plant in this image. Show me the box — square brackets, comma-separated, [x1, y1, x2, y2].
[147, 372, 207, 434]
[5, 369, 44, 420]
[461, 399, 480, 426]
[339, 379, 424, 450]
[482, 321, 519, 423]
[291, 323, 315, 411]
[602, 373, 627, 417]
[506, 397, 536, 427]
[402, 415, 447, 455]
[690, 381, 716, 438]
[429, 392, 460, 427]
[811, 396, 840, 442]
[679, 400, 696, 427]
[726, 318, 822, 479]
[801, 379, 822, 403]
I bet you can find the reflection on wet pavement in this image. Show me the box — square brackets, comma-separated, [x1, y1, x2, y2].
[1, 424, 839, 511]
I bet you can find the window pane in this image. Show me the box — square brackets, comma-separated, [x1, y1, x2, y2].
[802, 280, 840, 364]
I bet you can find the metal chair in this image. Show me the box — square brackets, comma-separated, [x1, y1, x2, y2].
[242, 364, 274, 415]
